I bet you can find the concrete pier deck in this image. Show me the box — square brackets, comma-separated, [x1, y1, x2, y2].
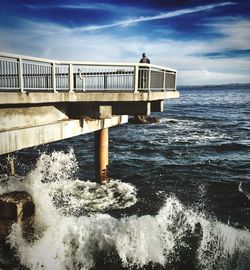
[0, 52, 179, 156]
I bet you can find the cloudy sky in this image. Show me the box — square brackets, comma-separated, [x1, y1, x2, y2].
[0, 0, 250, 85]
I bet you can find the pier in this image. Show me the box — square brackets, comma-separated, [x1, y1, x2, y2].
[0, 52, 179, 182]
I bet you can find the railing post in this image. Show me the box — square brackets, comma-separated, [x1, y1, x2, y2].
[163, 70, 166, 91]
[134, 65, 139, 93]
[104, 73, 107, 90]
[78, 69, 86, 91]
[69, 64, 74, 93]
[18, 58, 24, 93]
[148, 66, 151, 92]
[52, 62, 57, 93]
[174, 72, 177, 91]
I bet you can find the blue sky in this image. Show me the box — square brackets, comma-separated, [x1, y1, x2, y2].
[0, 0, 250, 85]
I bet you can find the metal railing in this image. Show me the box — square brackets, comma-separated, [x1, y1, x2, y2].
[0, 52, 177, 93]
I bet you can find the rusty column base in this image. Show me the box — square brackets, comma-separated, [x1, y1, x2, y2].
[0, 191, 35, 242]
[95, 128, 109, 184]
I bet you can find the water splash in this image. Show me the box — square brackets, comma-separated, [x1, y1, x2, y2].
[1, 151, 250, 270]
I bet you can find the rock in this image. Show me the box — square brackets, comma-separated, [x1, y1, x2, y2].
[0, 191, 35, 241]
[128, 115, 160, 124]
[168, 120, 178, 124]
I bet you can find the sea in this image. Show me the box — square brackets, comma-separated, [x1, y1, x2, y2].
[0, 84, 250, 270]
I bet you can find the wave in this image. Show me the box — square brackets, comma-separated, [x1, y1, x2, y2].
[215, 143, 250, 152]
[1, 151, 250, 270]
[239, 181, 250, 200]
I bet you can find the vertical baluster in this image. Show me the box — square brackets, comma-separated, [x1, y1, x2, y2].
[9, 61, 12, 88]
[38, 64, 41, 89]
[18, 59, 24, 92]
[134, 65, 138, 93]
[8, 61, 10, 88]
[41, 65, 43, 89]
[27, 63, 29, 89]
[29, 63, 32, 89]
[56, 66, 58, 89]
[35, 64, 38, 89]
[47, 64, 50, 89]
[4, 61, 7, 88]
[14, 61, 16, 88]
[162, 71, 166, 91]
[12, 61, 14, 87]
[11, 61, 14, 88]
[97, 68, 99, 90]
[42, 65, 44, 89]
[37, 64, 40, 89]
[31, 63, 33, 89]
[12, 61, 15, 88]
[2, 61, 5, 88]
[61, 66, 62, 89]
[42, 64, 45, 89]
[27, 63, 30, 89]
[124, 69, 126, 90]
[69, 64, 73, 92]
[36, 64, 39, 89]
[23, 63, 25, 89]
[63, 66, 65, 89]
[7, 61, 9, 88]
[62, 65, 64, 90]
[126, 69, 128, 90]
[15, 61, 18, 88]
[61, 66, 63, 89]
[7, 61, 10, 88]
[23, 63, 26, 89]
[61, 65, 63, 89]
[0, 61, 2, 87]
[32, 64, 37, 88]
[64, 65, 66, 89]
[39, 64, 41, 89]
[57, 66, 60, 89]
[1, 61, 3, 87]
[28, 63, 31, 89]
[33, 64, 36, 89]
[174, 72, 177, 91]
[30, 63, 32, 89]
[28, 64, 30, 89]
[45, 65, 47, 89]
[52, 62, 56, 92]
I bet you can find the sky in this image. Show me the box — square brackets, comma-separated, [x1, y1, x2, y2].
[0, 0, 250, 85]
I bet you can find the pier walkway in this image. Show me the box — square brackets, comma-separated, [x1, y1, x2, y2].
[0, 52, 179, 182]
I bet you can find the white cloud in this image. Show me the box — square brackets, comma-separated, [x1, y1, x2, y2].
[25, 2, 115, 11]
[0, 16, 249, 85]
[210, 19, 250, 50]
[78, 2, 235, 32]
[178, 69, 250, 85]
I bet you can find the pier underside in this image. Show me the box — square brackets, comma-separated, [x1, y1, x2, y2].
[0, 90, 179, 155]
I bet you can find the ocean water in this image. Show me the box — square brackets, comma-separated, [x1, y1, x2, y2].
[0, 84, 250, 270]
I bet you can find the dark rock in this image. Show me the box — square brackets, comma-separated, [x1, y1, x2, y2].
[128, 115, 160, 124]
[168, 120, 178, 124]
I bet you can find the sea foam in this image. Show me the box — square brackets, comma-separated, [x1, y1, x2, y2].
[1, 151, 250, 270]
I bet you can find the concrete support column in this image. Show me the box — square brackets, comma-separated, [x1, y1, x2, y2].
[95, 128, 109, 184]
[9, 159, 15, 176]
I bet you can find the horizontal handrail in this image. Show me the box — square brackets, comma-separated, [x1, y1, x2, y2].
[0, 51, 177, 93]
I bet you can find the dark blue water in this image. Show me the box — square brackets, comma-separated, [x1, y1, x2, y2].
[1, 84, 250, 270]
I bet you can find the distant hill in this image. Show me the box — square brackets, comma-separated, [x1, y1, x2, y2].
[177, 83, 250, 91]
